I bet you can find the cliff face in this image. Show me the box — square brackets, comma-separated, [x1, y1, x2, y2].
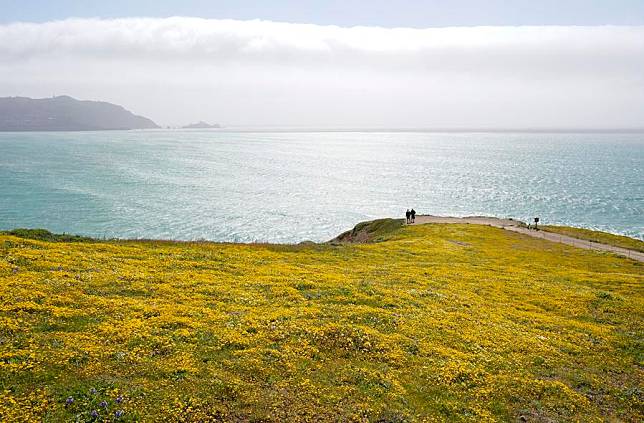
[0, 96, 159, 131]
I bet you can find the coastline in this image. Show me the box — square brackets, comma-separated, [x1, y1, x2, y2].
[4, 215, 643, 262]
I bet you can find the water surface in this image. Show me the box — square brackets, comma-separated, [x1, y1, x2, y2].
[1, 130, 642, 242]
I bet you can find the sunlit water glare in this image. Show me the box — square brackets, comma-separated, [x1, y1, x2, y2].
[1, 130, 642, 242]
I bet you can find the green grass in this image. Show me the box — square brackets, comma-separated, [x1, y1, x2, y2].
[1, 228, 95, 243]
[331, 218, 405, 243]
[542, 225, 644, 252]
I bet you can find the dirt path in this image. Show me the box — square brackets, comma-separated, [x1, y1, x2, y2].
[411, 215, 644, 263]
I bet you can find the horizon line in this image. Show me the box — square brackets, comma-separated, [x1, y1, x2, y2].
[166, 126, 644, 134]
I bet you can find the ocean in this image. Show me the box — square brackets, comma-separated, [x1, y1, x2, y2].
[0, 130, 642, 242]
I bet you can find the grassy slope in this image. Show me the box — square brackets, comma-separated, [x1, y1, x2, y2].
[1, 228, 95, 243]
[542, 225, 644, 253]
[331, 218, 405, 243]
[0, 224, 642, 422]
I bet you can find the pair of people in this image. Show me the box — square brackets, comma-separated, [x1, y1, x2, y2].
[406, 209, 416, 224]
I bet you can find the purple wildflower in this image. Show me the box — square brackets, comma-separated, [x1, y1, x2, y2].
[90, 410, 99, 419]
[115, 395, 123, 403]
[115, 409, 124, 418]
[99, 400, 108, 409]
[65, 396, 74, 406]
[90, 387, 97, 395]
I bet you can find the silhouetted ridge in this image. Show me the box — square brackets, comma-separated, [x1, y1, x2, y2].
[0, 96, 159, 131]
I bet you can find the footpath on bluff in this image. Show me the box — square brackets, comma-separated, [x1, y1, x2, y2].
[411, 215, 644, 263]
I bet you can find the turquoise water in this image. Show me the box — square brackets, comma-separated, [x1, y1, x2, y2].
[0, 130, 642, 242]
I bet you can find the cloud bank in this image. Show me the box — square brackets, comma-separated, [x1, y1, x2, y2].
[1, 18, 643, 127]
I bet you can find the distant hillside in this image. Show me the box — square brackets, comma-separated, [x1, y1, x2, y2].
[182, 121, 221, 129]
[0, 96, 159, 131]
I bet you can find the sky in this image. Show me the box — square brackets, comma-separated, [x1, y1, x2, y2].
[1, 1, 643, 128]
[3, 0, 644, 27]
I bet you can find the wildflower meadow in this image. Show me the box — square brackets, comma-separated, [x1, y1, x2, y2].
[1, 223, 642, 421]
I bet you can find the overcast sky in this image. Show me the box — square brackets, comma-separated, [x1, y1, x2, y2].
[1, 1, 643, 128]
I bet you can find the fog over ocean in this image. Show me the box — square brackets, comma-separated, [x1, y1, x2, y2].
[1, 130, 642, 242]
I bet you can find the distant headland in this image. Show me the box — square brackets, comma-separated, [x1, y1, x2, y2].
[0, 95, 159, 131]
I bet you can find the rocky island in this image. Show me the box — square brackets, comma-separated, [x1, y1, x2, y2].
[181, 121, 222, 129]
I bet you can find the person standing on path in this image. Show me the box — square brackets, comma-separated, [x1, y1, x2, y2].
[406, 209, 411, 224]
[410, 209, 416, 223]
